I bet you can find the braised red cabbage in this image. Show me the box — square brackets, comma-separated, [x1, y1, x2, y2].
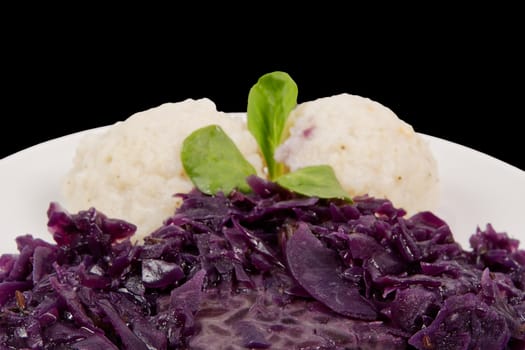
[1, 176, 524, 349]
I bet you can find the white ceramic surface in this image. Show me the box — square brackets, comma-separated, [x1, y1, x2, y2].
[1, 127, 524, 254]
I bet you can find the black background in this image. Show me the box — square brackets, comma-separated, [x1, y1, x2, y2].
[2, 16, 523, 170]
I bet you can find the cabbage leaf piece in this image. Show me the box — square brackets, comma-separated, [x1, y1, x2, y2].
[285, 222, 377, 320]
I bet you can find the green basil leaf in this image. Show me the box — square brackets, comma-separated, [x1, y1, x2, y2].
[181, 125, 256, 195]
[276, 165, 352, 202]
[247, 71, 298, 180]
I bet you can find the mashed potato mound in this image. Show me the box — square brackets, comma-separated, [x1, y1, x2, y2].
[63, 98, 264, 239]
[275, 93, 439, 214]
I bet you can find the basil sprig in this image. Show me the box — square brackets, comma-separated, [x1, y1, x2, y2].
[181, 71, 352, 202]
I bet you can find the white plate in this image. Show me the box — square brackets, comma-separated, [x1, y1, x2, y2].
[0, 127, 524, 255]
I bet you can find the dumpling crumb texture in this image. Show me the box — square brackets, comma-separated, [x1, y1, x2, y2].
[63, 98, 264, 240]
[275, 93, 439, 214]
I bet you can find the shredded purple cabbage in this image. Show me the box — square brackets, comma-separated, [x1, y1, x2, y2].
[1, 175, 525, 349]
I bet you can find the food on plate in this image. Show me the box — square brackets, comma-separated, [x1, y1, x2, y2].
[1, 179, 524, 349]
[275, 93, 439, 215]
[62, 98, 264, 239]
[1, 71, 521, 349]
[64, 72, 439, 240]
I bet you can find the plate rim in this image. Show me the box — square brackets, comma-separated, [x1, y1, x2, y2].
[1, 122, 524, 254]
[2, 126, 523, 175]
